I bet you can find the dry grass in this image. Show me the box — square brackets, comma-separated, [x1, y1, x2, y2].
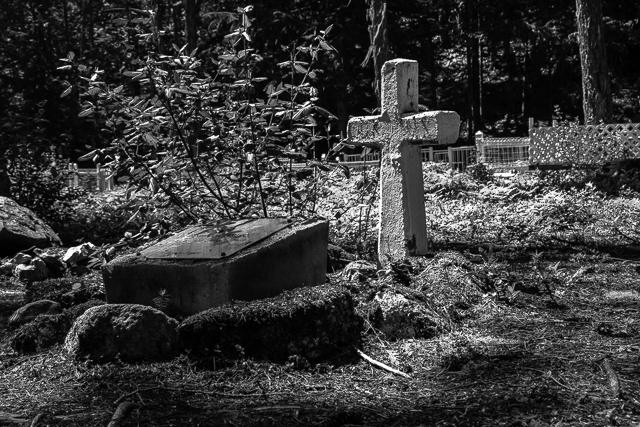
[1, 251, 640, 426]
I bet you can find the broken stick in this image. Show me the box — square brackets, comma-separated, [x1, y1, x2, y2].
[356, 348, 410, 379]
[107, 402, 140, 427]
[602, 358, 621, 398]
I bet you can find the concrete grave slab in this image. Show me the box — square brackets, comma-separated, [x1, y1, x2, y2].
[347, 59, 460, 266]
[102, 218, 328, 316]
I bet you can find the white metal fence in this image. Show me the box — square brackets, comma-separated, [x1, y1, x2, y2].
[67, 163, 114, 192]
[475, 133, 530, 166]
[341, 146, 475, 171]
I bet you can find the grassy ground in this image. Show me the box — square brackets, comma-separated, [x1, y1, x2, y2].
[1, 165, 640, 426]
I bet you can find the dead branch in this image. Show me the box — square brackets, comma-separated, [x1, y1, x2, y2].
[114, 385, 295, 405]
[602, 358, 621, 398]
[356, 348, 410, 379]
[107, 402, 139, 427]
[30, 413, 45, 427]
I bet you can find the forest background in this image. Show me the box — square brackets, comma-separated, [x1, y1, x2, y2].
[2, 0, 640, 179]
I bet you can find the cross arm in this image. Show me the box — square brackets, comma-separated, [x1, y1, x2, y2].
[346, 110, 460, 146]
[346, 115, 384, 147]
[399, 110, 460, 145]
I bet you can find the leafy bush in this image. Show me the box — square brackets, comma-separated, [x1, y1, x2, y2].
[8, 151, 86, 232]
[52, 190, 175, 246]
[61, 6, 344, 229]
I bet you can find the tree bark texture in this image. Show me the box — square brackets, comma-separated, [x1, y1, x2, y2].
[575, 0, 612, 124]
[184, 0, 199, 53]
[365, 0, 389, 108]
[465, 0, 481, 139]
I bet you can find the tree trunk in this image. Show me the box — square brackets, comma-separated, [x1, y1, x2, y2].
[364, 0, 389, 108]
[575, 0, 612, 124]
[424, 18, 438, 108]
[0, 158, 11, 198]
[465, 0, 481, 140]
[88, 0, 94, 55]
[61, 0, 69, 52]
[156, 0, 168, 54]
[184, 0, 199, 53]
[172, 2, 183, 49]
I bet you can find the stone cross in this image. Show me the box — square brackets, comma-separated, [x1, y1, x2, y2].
[347, 59, 460, 266]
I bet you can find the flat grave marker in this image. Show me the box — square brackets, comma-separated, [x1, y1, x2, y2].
[103, 218, 328, 315]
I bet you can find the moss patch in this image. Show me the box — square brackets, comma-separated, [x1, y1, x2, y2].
[179, 284, 363, 363]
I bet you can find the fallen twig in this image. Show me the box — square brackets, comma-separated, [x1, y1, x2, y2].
[356, 348, 410, 379]
[521, 367, 575, 391]
[602, 358, 621, 398]
[114, 385, 294, 405]
[107, 402, 139, 427]
[30, 413, 45, 427]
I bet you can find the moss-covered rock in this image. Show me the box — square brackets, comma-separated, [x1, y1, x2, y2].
[10, 314, 70, 354]
[8, 300, 62, 329]
[65, 304, 180, 363]
[179, 284, 363, 363]
[25, 276, 105, 308]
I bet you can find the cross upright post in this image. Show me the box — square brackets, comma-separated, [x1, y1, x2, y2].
[347, 59, 460, 266]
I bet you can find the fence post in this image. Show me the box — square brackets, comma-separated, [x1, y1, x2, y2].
[447, 146, 453, 168]
[428, 146, 434, 162]
[475, 131, 484, 163]
[96, 164, 105, 192]
[528, 117, 534, 130]
[68, 162, 74, 188]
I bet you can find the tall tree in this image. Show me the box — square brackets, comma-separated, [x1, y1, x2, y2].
[185, 0, 207, 52]
[464, 0, 481, 138]
[575, 0, 612, 124]
[362, 0, 389, 107]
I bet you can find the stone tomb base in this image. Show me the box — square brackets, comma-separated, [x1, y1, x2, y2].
[103, 218, 328, 316]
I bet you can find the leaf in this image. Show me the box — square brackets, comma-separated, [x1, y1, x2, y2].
[339, 164, 351, 179]
[78, 108, 94, 118]
[57, 65, 72, 71]
[324, 24, 333, 36]
[87, 87, 102, 96]
[78, 150, 98, 162]
[68, 51, 75, 60]
[123, 70, 142, 78]
[60, 86, 73, 98]
[319, 40, 336, 52]
[114, 85, 124, 94]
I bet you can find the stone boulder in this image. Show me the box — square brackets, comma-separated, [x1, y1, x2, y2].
[8, 300, 62, 329]
[13, 257, 49, 283]
[343, 260, 378, 282]
[63, 242, 97, 266]
[0, 197, 61, 256]
[1, 252, 32, 276]
[24, 276, 104, 308]
[65, 304, 180, 363]
[373, 291, 445, 340]
[10, 314, 70, 354]
[179, 284, 363, 363]
[65, 299, 105, 322]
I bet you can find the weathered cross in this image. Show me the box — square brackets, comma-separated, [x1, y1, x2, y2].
[347, 59, 460, 266]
